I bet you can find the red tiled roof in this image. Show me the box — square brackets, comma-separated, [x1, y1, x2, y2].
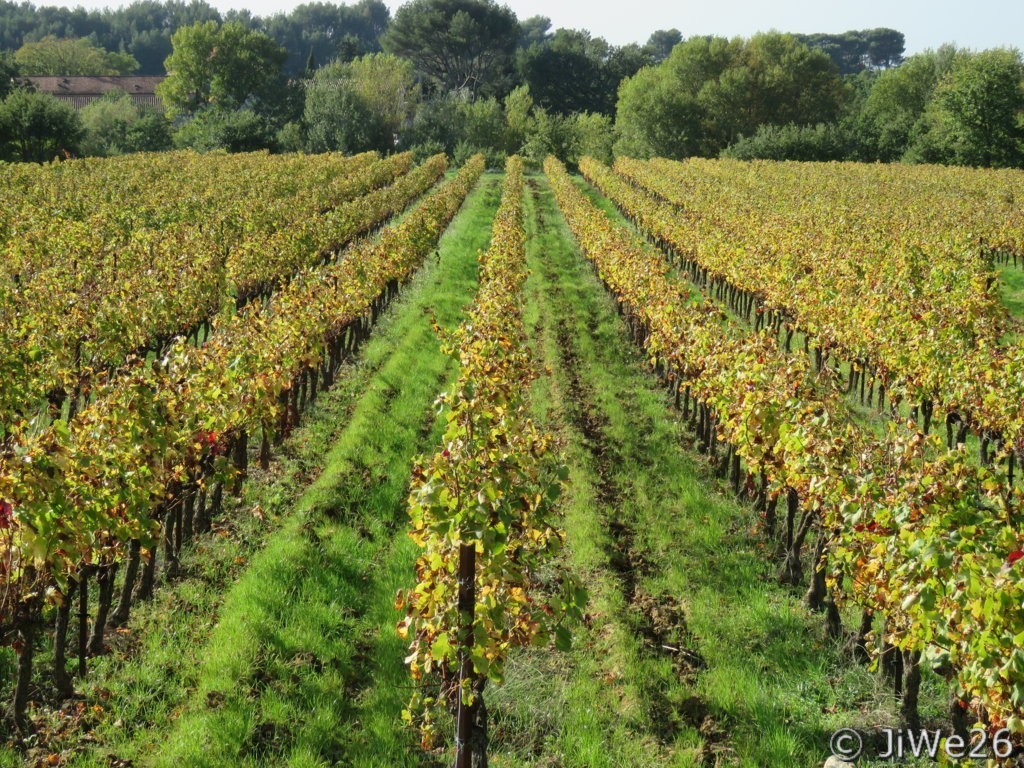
[21, 75, 165, 96]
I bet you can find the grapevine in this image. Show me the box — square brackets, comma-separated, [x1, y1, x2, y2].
[398, 157, 585, 765]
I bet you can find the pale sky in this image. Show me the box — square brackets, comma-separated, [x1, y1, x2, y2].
[34, 0, 1024, 55]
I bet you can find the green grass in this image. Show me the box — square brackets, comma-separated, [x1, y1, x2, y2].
[29, 173, 502, 768]
[481, 174, 938, 768]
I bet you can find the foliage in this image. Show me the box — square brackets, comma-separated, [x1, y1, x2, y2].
[341, 52, 418, 137]
[304, 72, 384, 153]
[383, 0, 519, 97]
[303, 51, 418, 154]
[570, 111, 615, 164]
[614, 64, 702, 159]
[518, 39, 606, 115]
[400, 85, 614, 169]
[517, 14, 550, 49]
[604, 43, 652, 91]
[857, 46, 958, 161]
[79, 89, 172, 156]
[722, 122, 854, 161]
[615, 32, 847, 159]
[520, 107, 575, 168]
[502, 84, 532, 153]
[0, 52, 16, 99]
[157, 20, 288, 119]
[455, 95, 506, 165]
[0, 1, 1019, 171]
[814, 44, 1023, 169]
[13, 35, 138, 76]
[405, 87, 522, 163]
[796, 28, 905, 75]
[404, 91, 463, 156]
[275, 119, 305, 152]
[645, 28, 681, 63]
[0, 0, 386, 76]
[0, 0, 221, 75]
[258, 0, 390, 74]
[916, 48, 1024, 168]
[0, 87, 83, 161]
[173, 106, 275, 152]
[517, 28, 651, 116]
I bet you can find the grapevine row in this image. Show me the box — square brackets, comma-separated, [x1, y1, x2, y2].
[0, 152, 444, 439]
[584, 156, 1024, 480]
[0, 151, 379, 254]
[0, 155, 485, 734]
[546, 156, 1024, 737]
[398, 157, 583, 765]
[643, 156, 1024, 262]
[0, 150, 394, 430]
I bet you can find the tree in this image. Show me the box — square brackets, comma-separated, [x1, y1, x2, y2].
[14, 36, 139, 75]
[404, 91, 464, 156]
[865, 28, 906, 69]
[302, 53, 416, 153]
[337, 34, 361, 63]
[615, 35, 735, 157]
[518, 42, 607, 115]
[570, 111, 615, 164]
[920, 48, 1024, 167]
[454, 94, 506, 165]
[114, 0, 223, 75]
[518, 15, 551, 48]
[615, 33, 846, 158]
[739, 33, 846, 129]
[518, 29, 651, 116]
[722, 122, 853, 161]
[0, 53, 17, 99]
[383, 0, 519, 97]
[157, 20, 287, 119]
[662, 34, 738, 93]
[646, 28, 682, 63]
[0, 88, 84, 162]
[260, 0, 390, 75]
[79, 90, 172, 156]
[502, 83, 532, 152]
[859, 47, 956, 160]
[615, 64, 703, 159]
[605, 43, 653, 88]
[173, 106, 275, 152]
[304, 62, 389, 153]
[520, 105, 574, 166]
[342, 52, 418, 139]
[797, 28, 904, 75]
[0, 1, 394, 78]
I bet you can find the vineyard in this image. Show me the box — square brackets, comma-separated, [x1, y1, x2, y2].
[1, 150, 1023, 767]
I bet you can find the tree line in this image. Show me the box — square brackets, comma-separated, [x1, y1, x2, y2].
[0, 0, 1022, 169]
[0, 0, 388, 75]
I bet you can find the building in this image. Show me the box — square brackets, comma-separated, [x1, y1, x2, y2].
[19, 76, 166, 109]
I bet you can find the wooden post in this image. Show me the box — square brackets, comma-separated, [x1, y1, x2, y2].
[455, 542, 476, 768]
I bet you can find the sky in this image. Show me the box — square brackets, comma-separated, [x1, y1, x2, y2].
[475, 0, 1024, 54]
[33, 0, 1024, 55]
